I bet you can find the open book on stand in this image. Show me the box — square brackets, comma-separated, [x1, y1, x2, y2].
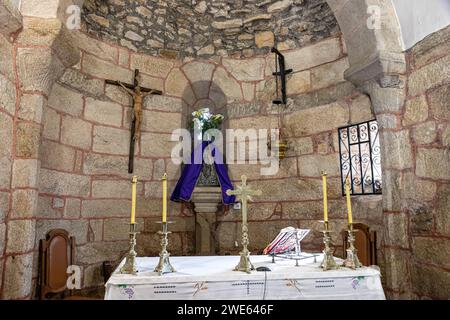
[264, 227, 310, 255]
[264, 227, 319, 265]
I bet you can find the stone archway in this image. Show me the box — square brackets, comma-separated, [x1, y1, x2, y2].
[325, 0, 412, 298]
[326, 0, 405, 83]
[0, 0, 81, 299]
[71, 0, 411, 296]
[3, 0, 414, 299]
[177, 66, 232, 255]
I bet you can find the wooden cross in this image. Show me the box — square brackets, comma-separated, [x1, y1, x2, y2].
[226, 175, 262, 273]
[106, 69, 162, 173]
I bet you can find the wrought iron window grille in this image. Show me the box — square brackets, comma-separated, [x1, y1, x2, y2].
[338, 119, 382, 196]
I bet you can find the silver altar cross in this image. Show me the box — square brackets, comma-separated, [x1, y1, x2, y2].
[226, 175, 262, 273]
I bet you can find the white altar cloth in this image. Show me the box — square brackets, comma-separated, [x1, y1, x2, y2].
[105, 255, 385, 300]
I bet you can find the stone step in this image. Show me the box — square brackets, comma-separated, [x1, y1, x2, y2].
[191, 187, 222, 202]
[194, 202, 219, 208]
[193, 187, 222, 193]
[191, 194, 222, 202]
[194, 206, 220, 213]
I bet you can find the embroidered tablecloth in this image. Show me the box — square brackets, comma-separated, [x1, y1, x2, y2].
[104, 255, 385, 300]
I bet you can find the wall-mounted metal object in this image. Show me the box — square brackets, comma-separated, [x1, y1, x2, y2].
[271, 47, 292, 105]
[267, 138, 289, 160]
[338, 119, 382, 196]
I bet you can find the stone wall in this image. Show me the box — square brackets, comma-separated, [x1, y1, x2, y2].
[399, 25, 450, 299]
[0, 31, 16, 299]
[82, 0, 339, 58]
[34, 32, 191, 296]
[217, 37, 383, 266]
[1, 0, 447, 301]
[28, 30, 384, 296]
[0, 12, 80, 298]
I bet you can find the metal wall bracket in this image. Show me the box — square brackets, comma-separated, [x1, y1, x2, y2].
[271, 47, 293, 105]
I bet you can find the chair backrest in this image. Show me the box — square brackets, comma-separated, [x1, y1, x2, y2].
[38, 229, 75, 299]
[342, 223, 377, 266]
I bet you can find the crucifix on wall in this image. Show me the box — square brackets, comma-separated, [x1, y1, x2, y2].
[106, 69, 162, 173]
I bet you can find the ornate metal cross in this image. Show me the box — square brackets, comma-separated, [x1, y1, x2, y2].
[105, 69, 162, 173]
[226, 175, 262, 273]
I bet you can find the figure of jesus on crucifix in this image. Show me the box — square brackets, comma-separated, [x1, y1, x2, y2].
[106, 69, 162, 173]
[118, 79, 151, 142]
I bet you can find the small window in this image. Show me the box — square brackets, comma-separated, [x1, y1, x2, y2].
[338, 119, 382, 195]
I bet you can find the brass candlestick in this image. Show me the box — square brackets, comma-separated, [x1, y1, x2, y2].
[320, 222, 339, 271]
[234, 223, 255, 273]
[343, 223, 362, 269]
[226, 175, 262, 274]
[154, 221, 176, 275]
[120, 223, 139, 274]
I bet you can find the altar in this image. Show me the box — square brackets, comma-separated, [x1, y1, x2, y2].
[104, 255, 385, 300]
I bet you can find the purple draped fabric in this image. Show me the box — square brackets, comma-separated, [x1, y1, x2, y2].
[170, 141, 236, 205]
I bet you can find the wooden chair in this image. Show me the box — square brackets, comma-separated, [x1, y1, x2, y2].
[38, 229, 102, 300]
[38, 229, 76, 299]
[102, 261, 118, 283]
[342, 223, 377, 266]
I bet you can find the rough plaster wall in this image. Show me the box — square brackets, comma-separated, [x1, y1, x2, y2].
[392, 0, 450, 50]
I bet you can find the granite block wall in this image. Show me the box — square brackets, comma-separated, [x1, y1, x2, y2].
[27, 31, 383, 296]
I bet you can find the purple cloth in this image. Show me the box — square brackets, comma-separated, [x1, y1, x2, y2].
[170, 141, 236, 204]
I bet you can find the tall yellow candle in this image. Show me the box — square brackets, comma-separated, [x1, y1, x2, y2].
[130, 176, 137, 224]
[345, 177, 353, 224]
[321, 171, 328, 223]
[162, 173, 167, 223]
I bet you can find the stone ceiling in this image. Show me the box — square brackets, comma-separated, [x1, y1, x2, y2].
[81, 0, 339, 59]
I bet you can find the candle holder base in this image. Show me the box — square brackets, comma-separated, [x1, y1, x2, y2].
[120, 223, 139, 275]
[342, 225, 362, 269]
[234, 223, 255, 274]
[234, 249, 255, 274]
[154, 221, 176, 275]
[154, 251, 176, 275]
[320, 229, 339, 271]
